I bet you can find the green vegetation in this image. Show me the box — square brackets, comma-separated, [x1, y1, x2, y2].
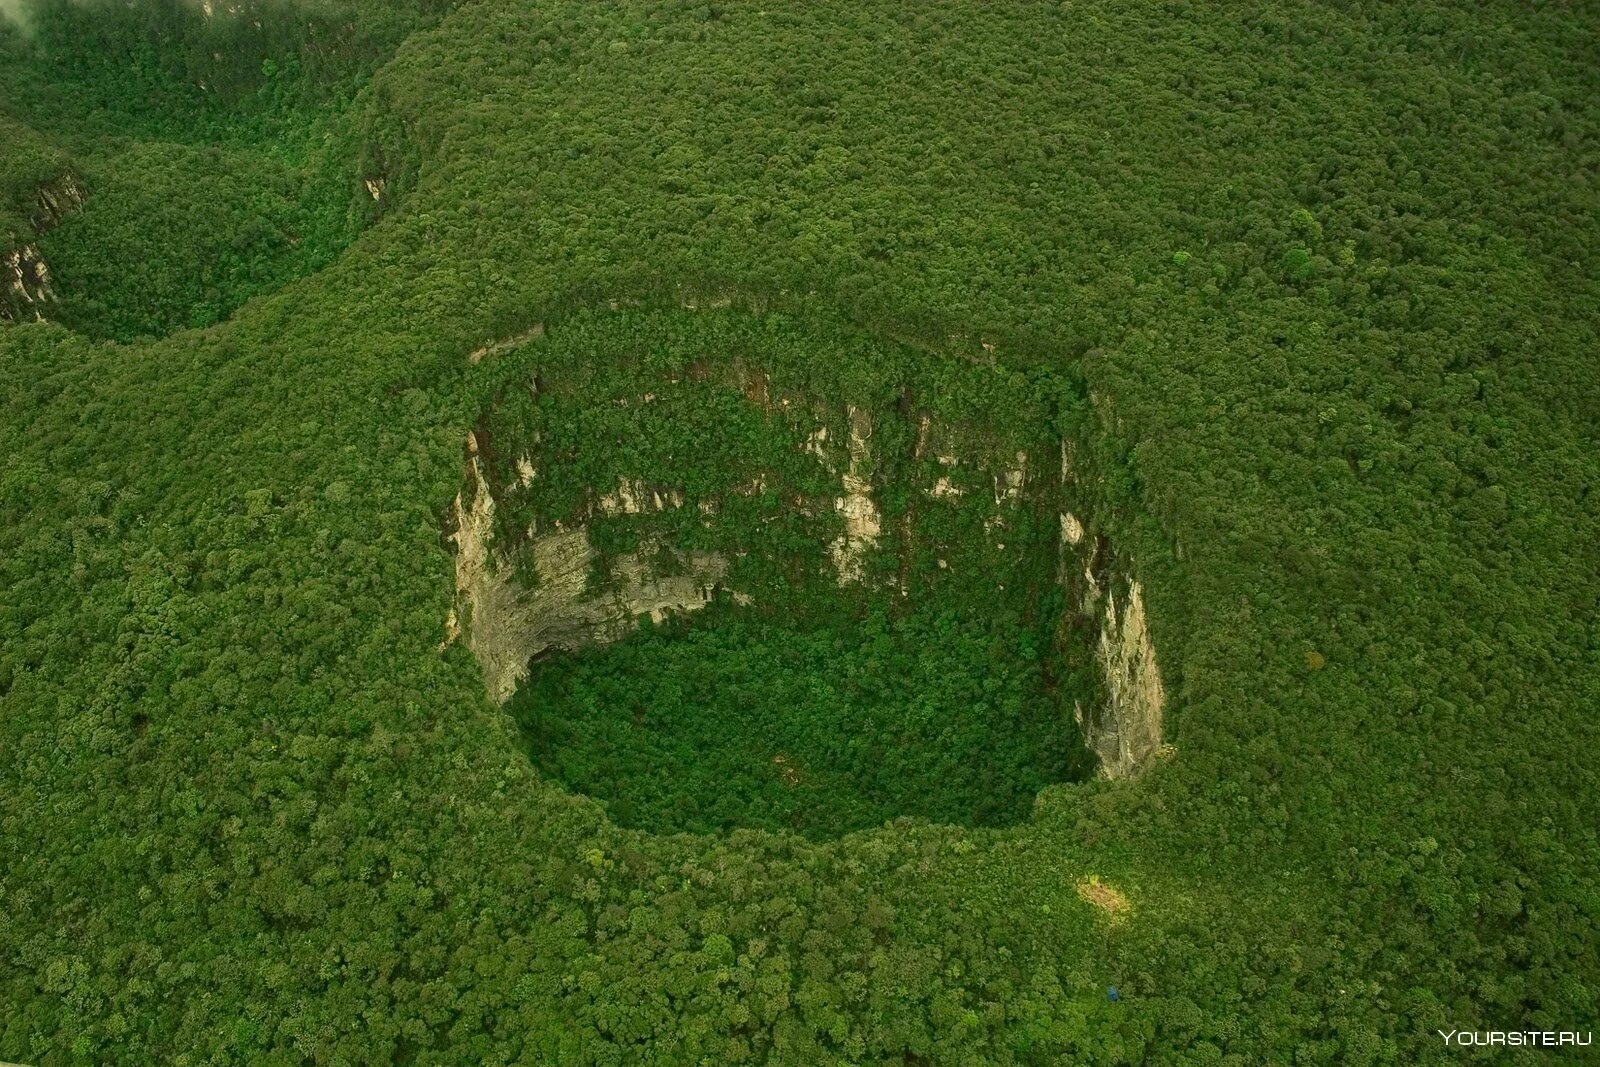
[34, 141, 339, 338]
[475, 306, 1094, 839]
[0, 114, 67, 245]
[472, 304, 1077, 595]
[515, 605, 1087, 838]
[2, 0, 1598, 1063]
[0, 0, 437, 337]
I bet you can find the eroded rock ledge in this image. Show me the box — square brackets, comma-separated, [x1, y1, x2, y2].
[449, 434, 727, 703]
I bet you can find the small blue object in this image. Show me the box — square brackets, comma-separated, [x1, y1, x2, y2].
[1107, 986, 1120, 1002]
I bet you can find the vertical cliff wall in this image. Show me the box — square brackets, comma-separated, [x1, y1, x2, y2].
[1, 172, 84, 324]
[3, 245, 55, 322]
[448, 434, 729, 703]
[1083, 579, 1166, 779]
[1057, 439, 1168, 780]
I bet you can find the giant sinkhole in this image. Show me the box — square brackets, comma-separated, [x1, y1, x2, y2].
[0, 0, 415, 339]
[446, 303, 1166, 839]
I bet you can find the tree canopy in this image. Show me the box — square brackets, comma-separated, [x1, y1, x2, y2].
[1, 0, 1597, 1062]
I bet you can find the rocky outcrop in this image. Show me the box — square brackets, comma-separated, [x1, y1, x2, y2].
[993, 451, 1026, 505]
[829, 405, 881, 584]
[597, 477, 684, 516]
[31, 173, 86, 231]
[1060, 511, 1085, 546]
[450, 442, 727, 703]
[467, 323, 543, 364]
[2, 173, 86, 325]
[2, 246, 55, 322]
[1081, 581, 1165, 778]
[1061, 504, 1167, 778]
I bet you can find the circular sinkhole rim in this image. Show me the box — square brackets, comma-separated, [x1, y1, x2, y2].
[443, 302, 1171, 839]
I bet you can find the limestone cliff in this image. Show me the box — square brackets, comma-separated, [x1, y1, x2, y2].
[2, 245, 55, 322]
[31, 173, 87, 231]
[2, 172, 86, 325]
[449, 443, 728, 703]
[1060, 515, 1167, 779]
[1082, 581, 1165, 778]
[829, 405, 881, 584]
[444, 330, 1169, 777]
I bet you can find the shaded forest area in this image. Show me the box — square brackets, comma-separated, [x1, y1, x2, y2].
[0, 0, 442, 337]
[514, 605, 1086, 839]
[2, 0, 1597, 1063]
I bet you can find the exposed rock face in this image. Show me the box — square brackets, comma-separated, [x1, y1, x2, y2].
[3, 173, 86, 325]
[467, 322, 544, 364]
[1083, 581, 1165, 778]
[450, 452, 727, 703]
[2, 246, 55, 322]
[993, 451, 1026, 504]
[1060, 511, 1085, 545]
[31, 173, 86, 230]
[597, 477, 684, 516]
[1061, 495, 1166, 778]
[829, 405, 881, 584]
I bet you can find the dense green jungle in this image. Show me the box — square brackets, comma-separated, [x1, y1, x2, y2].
[2, 0, 1597, 1063]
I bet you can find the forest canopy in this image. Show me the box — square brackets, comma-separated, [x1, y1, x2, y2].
[1, 0, 1597, 1063]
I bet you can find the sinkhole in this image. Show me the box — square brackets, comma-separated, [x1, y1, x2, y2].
[445, 305, 1166, 839]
